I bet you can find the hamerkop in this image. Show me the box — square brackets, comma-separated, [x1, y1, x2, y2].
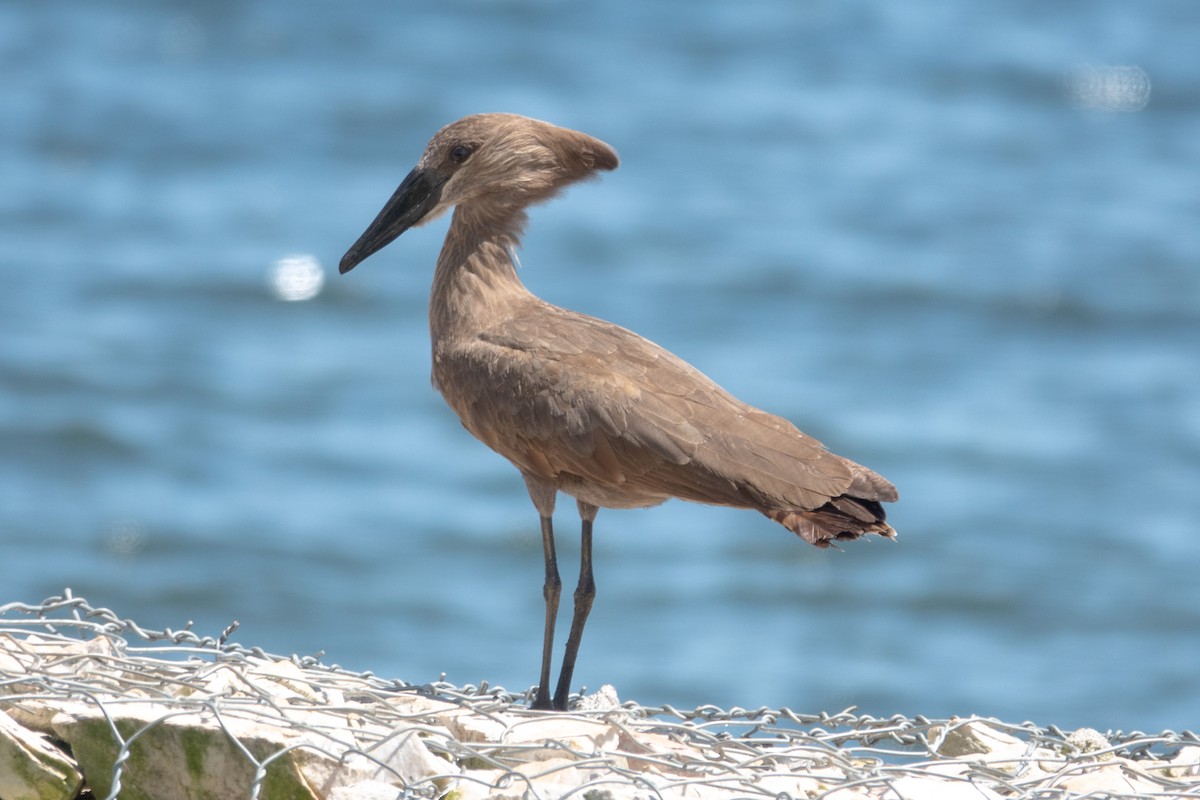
[339, 113, 898, 711]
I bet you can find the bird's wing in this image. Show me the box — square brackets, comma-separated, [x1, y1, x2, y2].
[442, 302, 875, 512]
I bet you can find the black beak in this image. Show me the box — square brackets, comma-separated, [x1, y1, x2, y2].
[339, 167, 445, 274]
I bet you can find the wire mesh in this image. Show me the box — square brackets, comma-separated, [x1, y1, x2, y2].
[1, 590, 1197, 800]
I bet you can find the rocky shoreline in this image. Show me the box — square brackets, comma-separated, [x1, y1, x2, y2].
[2, 597, 1198, 800]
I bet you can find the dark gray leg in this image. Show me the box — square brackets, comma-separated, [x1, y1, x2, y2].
[532, 513, 561, 710]
[552, 501, 598, 710]
[523, 476, 560, 711]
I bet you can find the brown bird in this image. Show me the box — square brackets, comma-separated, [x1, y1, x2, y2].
[339, 113, 898, 711]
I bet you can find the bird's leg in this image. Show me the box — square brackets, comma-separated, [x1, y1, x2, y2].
[552, 500, 598, 711]
[533, 513, 561, 710]
[524, 476, 560, 711]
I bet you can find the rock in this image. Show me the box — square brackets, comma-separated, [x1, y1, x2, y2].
[613, 724, 720, 777]
[363, 729, 456, 784]
[500, 715, 620, 753]
[326, 780, 408, 800]
[1062, 726, 1112, 759]
[1, 697, 95, 735]
[437, 706, 507, 744]
[440, 770, 526, 800]
[932, 718, 1062, 778]
[433, 706, 623, 772]
[50, 703, 318, 800]
[0, 634, 119, 682]
[932, 719, 1027, 759]
[0, 634, 119, 732]
[821, 787, 875, 800]
[5, 616, 1199, 800]
[306, 728, 458, 794]
[1163, 745, 1200, 779]
[0, 634, 24, 675]
[0, 710, 83, 800]
[1055, 761, 1163, 796]
[41, 692, 457, 800]
[881, 775, 1004, 800]
[740, 769, 844, 800]
[246, 658, 333, 704]
[575, 684, 621, 712]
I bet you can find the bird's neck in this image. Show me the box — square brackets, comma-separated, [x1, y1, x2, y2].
[430, 205, 533, 341]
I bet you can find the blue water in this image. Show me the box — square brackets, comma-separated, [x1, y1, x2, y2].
[3, 0, 1199, 733]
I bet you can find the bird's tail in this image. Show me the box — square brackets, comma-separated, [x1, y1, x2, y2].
[766, 498, 895, 548]
[766, 464, 898, 548]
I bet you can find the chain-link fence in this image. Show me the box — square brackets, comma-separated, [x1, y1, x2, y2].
[2, 591, 1197, 800]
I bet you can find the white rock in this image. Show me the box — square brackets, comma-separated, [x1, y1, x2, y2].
[932, 717, 1060, 779]
[0, 633, 118, 671]
[1055, 761, 1163, 795]
[246, 657, 330, 702]
[932, 719, 1025, 758]
[183, 661, 244, 698]
[1063, 726, 1112, 759]
[501, 714, 620, 752]
[0, 709, 83, 800]
[385, 692, 462, 718]
[820, 788, 875, 800]
[437, 768, 527, 800]
[1162, 744, 1200, 779]
[882, 775, 1005, 800]
[744, 770, 844, 800]
[326, 779, 406, 800]
[436, 706, 507, 744]
[10, 624, 1198, 800]
[575, 683, 621, 711]
[307, 728, 458, 793]
[0, 633, 25, 675]
[430, 706, 623, 769]
[0, 697, 95, 734]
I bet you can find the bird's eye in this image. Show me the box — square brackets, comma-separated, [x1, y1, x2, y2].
[449, 144, 473, 164]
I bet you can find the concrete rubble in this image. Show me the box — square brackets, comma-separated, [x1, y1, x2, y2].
[1, 631, 1198, 800]
[0, 705, 83, 800]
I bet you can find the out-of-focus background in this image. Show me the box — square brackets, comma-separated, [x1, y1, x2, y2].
[3, 0, 1198, 732]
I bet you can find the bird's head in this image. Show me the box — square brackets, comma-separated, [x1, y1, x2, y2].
[339, 113, 619, 274]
